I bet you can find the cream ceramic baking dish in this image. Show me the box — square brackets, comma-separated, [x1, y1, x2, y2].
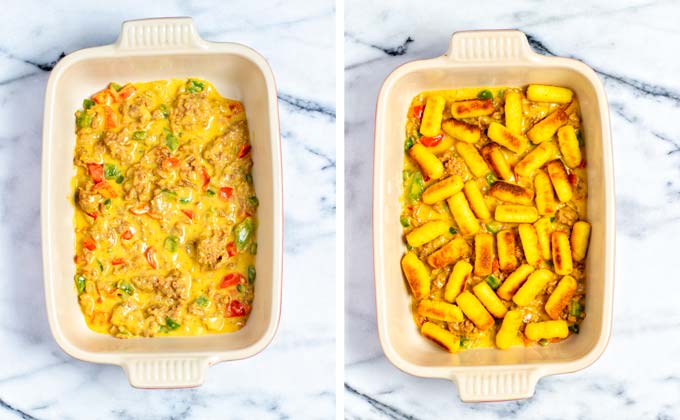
[373, 30, 615, 401]
[41, 18, 282, 388]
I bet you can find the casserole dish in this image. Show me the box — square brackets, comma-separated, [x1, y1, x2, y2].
[42, 17, 282, 388]
[373, 30, 614, 401]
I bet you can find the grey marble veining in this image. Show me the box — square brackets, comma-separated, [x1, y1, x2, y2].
[345, 0, 680, 418]
[0, 1, 335, 419]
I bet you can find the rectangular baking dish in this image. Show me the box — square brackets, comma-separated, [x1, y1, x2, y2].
[373, 30, 615, 402]
[41, 17, 282, 388]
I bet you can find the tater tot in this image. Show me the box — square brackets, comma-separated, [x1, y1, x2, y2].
[409, 144, 445, 180]
[571, 221, 591, 262]
[518, 224, 541, 266]
[494, 205, 539, 223]
[526, 84, 573, 104]
[487, 121, 528, 154]
[496, 310, 523, 349]
[427, 235, 470, 268]
[481, 143, 514, 181]
[534, 217, 553, 260]
[527, 109, 568, 144]
[524, 320, 569, 341]
[401, 252, 431, 300]
[441, 118, 480, 143]
[419, 95, 446, 137]
[474, 233, 495, 276]
[489, 181, 535, 205]
[546, 160, 573, 202]
[456, 291, 495, 330]
[463, 180, 491, 220]
[451, 99, 494, 119]
[444, 260, 472, 302]
[515, 141, 559, 177]
[564, 100, 580, 117]
[406, 220, 450, 247]
[551, 231, 573, 275]
[534, 170, 558, 215]
[496, 229, 518, 272]
[417, 299, 464, 323]
[421, 322, 460, 353]
[545, 275, 577, 319]
[557, 125, 582, 168]
[497, 264, 535, 301]
[455, 142, 490, 177]
[473, 281, 508, 318]
[504, 91, 523, 135]
[422, 175, 464, 204]
[512, 269, 554, 306]
[447, 192, 480, 236]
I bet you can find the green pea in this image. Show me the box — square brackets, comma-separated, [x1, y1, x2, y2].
[485, 275, 501, 290]
[236, 284, 245, 293]
[569, 324, 580, 334]
[449, 227, 458, 235]
[485, 221, 502, 234]
[76, 112, 92, 129]
[248, 196, 259, 207]
[206, 189, 216, 196]
[400, 216, 410, 227]
[118, 280, 134, 295]
[247, 265, 256, 284]
[249, 242, 258, 255]
[104, 163, 119, 179]
[576, 130, 585, 147]
[164, 236, 179, 253]
[196, 295, 209, 307]
[116, 175, 125, 184]
[132, 131, 147, 140]
[75, 275, 86, 294]
[245, 173, 253, 184]
[404, 136, 415, 151]
[103, 198, 112, 210]
[477, 90, 493, 100]
[407, 172, 424, 204]
[485, 172, 497, 186]
[83, 98, 95, 110]
[569, 300, 583, 317]
[186, 79, 205, 93]
[179, 197, 191, 204]
[235, 217, 255, 251]
[165, 317, 181, 331]
[166, 133, 179, 151]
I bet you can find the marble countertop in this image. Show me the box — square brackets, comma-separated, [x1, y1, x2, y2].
[345, 0, 680, 418]
[0, 1, 335, 419]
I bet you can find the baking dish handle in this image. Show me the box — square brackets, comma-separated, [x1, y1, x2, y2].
[115, 17, 205, 50]
[451, 368, 542, 402]
[122, 356, 211, 389]
[444, 30, 535, 62]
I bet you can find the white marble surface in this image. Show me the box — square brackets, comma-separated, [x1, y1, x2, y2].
[345, 0, 680, 418]
[0, 1, 335, 419]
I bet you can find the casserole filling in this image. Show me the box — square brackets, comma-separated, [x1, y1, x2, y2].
[400, 85, 590, 352]
[72, 79, 257, 338]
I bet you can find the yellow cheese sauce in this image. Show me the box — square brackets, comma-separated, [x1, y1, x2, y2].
[401, 86, 589, 352]
[72, 78, 258, 338]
